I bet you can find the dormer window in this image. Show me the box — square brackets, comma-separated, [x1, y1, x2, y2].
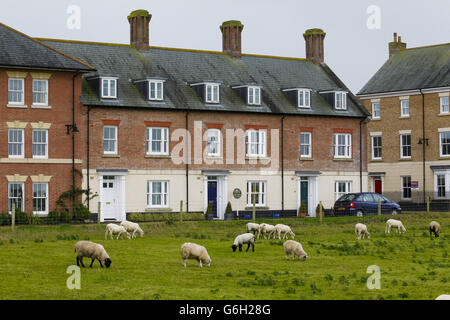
[248, 86, 261, 105]
[101, 77, 118, 99]
[149, 80, 164, 101]
[335, 92, 347, 110]
[298, 89, 311, 108]
[205, 83, 220, 103]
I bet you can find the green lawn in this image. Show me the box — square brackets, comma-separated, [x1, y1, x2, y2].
[0, 212, 448, 300]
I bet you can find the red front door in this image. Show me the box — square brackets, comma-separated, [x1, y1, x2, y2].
[374, 179, 382, 194]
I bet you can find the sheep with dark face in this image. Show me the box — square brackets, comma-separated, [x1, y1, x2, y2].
[74, 241, 112, 268]
[429, 221, 440, 239]
[232, 233, 255, 252]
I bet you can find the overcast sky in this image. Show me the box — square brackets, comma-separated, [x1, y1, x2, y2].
[1, 0, 449, 92]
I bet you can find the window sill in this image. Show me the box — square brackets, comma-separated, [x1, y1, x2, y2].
[371, 158, 383, 162]
[439, 156, 450, 160]
[7, 104, 28, 108]
[438, 113, 450, 116]
[102, 154, 120, 158]
[145, 207, 172, 212]
[300, 157, 314, 161]
[333, 158, 353, 162]
[206, 156, 223, 160]
[399, 158, 412, 161]
[399, 116, 410, 119]
[371, 118, 381, 121]
[246, 156, 270, 160]
[31, 104, 52, 109]
[244, 206, 269, 211]
[145, 155, 171, 159]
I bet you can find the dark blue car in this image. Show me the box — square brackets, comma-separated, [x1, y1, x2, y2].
[333, 192, 401, 216]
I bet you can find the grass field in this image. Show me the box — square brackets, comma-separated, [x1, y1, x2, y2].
[0, 212, 448, 300]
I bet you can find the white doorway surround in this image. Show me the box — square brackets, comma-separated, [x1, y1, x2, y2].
[296, 171, 320, 217]
[97, 169, 128, 222]
[202, 170, 229, 220]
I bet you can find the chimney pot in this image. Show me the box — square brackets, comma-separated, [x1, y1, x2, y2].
[220, 20, 244, 58]
[394, 32, 397, 42]
[128, 9, 152, 51]
[303, 28, 326, 64]
[388, 32, 407, 58]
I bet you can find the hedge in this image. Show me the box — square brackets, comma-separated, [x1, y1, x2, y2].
[128, 212, 205, 222]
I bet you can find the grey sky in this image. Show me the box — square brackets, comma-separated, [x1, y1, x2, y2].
[1, 0, 449, 92]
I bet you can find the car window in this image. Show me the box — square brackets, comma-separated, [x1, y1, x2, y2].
[372, 193, 383, 202]
[337, 194, 355, 201]
[381, 195, 391, 203]
[364, 194, 375, 202]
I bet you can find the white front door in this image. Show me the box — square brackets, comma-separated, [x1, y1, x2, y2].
[102, 176, 119, 220]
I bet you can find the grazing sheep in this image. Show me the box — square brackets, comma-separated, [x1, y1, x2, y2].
[429, 221, 440, 239]
[435, 294, 450, 300]
[258, 223, 276, 239]
[105, 223, 131, 240]
[246, 222, 260, 235]
[74, 241, 111, 268]
[355, 223, 370, 240]
[274, 224, 295, 240]
[180, 243, 211, 268]
[283, 240, 308, 261]
[385, 219, 406, 234]
[232, 233, 255, 252]
[120, 221, 144, 238]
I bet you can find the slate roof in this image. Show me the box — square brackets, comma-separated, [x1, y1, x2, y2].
[0, 23, 94, 71]
[358, 43, 450, 95]
[40, 38, 368, 118]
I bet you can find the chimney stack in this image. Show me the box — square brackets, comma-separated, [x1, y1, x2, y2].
[220, 20, 244, 58]
[388, 32, 407, 58]
[303, 28, 326, 64]
[128, 9, 152, 51]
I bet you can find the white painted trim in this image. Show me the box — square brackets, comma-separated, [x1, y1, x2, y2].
[398, 130, 412, 134]
[370, 131, 382, 136]
[0, 158, 82, 164]
[438, 127, 450, 133]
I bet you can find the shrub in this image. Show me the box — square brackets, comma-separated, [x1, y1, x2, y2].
[298, 201, 307, 216]
[0, 212, 11, 226]
[14, 209, 28, 225]
[206, 201, 213, 215]
[47, 211, 60, 225]
[316, 203, 323, 215]
[60, 211, 71, 223]
[128, 213, 144, 222]
[225, 202, 232, 214]
[73, 204, 91, 223]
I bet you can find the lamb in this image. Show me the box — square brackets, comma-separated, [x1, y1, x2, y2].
[232, 233, 255, 252]
[74, 241, 112, 268]
[180, 242, 211, 268]
[258, 223, 276, 239]
[385, 219, 406, 234]
[283, 240, 308, 261]
[105, 223, 131, 240]
[429, 221, 440, 239]
[120, 220, 144, 238]
[274, 224, 295, 240]
[246, 222, 260, 235]
[355, 223, 370, 240]
[435, 294, 450, 300]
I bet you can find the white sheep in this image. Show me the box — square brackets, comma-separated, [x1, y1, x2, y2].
[180, 242, 212, 268]
[435, 294, 450, 300]
[274, 224, 295, 240]
[355, 223, 370, 240]
[385, 219, 406, 234]
[258, 223, 276, 239]
[429, 221, 440, 239]
[232, 233, 255, 252]
[105, 223, 131, 240]
[120, 220, 144, 238]
[246, 222, 260, 235]
[283, 240, 308, 261]
[74, 241, 112, 268]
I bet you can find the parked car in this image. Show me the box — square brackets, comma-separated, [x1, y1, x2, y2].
[333, 192, 401, 216]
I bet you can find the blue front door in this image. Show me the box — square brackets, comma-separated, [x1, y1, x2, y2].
[207, 180, 218, 217]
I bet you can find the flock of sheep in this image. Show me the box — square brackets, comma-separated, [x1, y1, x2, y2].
[72, 217, 446, 299]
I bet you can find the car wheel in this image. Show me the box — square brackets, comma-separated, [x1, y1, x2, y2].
[391, 209, 398, 215]
[356, 210, 363, 217]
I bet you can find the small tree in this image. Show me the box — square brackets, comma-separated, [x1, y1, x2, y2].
[206, 201, 213, 215]
[315, 203, 323, 216]
[298, 201, 307, 217]
[225, 202, 232, 214]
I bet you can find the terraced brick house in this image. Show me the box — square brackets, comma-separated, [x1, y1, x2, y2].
[358, 33, 450, 206]
[36, 10, 370, 221]
[0, 23, 94, 215]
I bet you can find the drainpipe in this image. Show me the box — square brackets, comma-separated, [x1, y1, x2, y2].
[71, 72, 79, 213]
[87, 106, 91, 211]
[185, 111, 189, 213]
[420, 89, 426, 203]
[281, 115, 285, 212]
[359, 118, 364, 193]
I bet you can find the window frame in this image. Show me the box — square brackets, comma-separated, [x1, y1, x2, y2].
[103, 125, 118, 155]
[440, 131, 450, 157]
[300, 132, 312, 158]
[335, 181, 352, 201]
[32, 79, 49, 106]
[400, 134, 411, 159]
[33, 182, 49, 215]
[371, 102, 380, 119]
[400, 99, 410, 118]
[8, 182, 24, 213]
[147, 181, 169, 208]
[298, 89, 311, 108]
[206, 129, 221, 157]
[205, 83, 220, 104]
[247, 181, 266, 207]
[371, 135, 382, 160]
[101, 77, 118, 99]
[440, 96, 449, 114]
[245, 129, 267, 157]
[32, 129, 48, 159]
[401, 176, 412, 200]
[8, 78, 25, 105]
[435, 173, 447, 199]
[247, 86, 261, 106]
[334, 133, 352, 159]
[146, 127, 169, 156]
[8, 128, 25, 159]
[334, 92, 347, 110]
[149, 80, 164, 101]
